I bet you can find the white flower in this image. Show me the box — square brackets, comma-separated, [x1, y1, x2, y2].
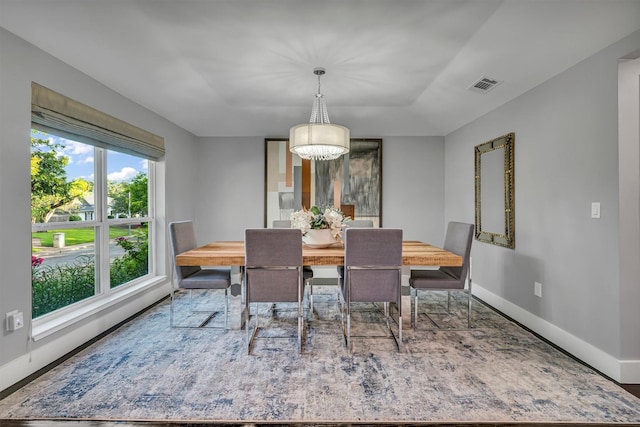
[291, 210, 313, 234]
[324, 208, 344, 238]
[290, 206, 349, 239]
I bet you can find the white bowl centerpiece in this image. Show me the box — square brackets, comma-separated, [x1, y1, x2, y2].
[291, 206, 350, 248]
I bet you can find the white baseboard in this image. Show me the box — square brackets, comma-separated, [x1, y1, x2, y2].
[473, 282, 640, 384]
[621, 359, 640, 383]
[0, 283, 170, 393]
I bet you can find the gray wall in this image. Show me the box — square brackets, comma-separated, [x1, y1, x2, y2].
[0, 28, 196, 380]
[618, 54, 640, 362]
[381, 136, 445, 244]
[193, 136, 446, 245]
[444, 30, 640, 367]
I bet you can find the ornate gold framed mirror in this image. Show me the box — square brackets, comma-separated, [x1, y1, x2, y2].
[474, 132, 515, 249]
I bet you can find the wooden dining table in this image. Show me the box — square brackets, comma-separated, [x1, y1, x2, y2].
[175, 240, 462, 329]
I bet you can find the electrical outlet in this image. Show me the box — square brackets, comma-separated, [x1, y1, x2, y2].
[6, 310, 24, 331]
[534, 282, 542, 298]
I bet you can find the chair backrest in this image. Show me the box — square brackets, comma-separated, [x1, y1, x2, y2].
[440, 222, 474, 281]
[346, 219, 374, 228]
[343, 228, 403, 303]
[168, 221, 201, 283]
[244, 228, 303, 303]
[272, 220, 291, 228]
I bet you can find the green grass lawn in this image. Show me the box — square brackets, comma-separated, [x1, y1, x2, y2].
[32, 227, 132, 248]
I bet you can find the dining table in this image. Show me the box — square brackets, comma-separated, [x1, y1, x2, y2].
[176, 240, 462, 329]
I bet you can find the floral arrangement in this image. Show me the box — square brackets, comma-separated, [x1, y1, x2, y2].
[291, 206, 349, 239]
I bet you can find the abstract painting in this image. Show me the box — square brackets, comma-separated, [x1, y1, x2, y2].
[265, 139, 382, 227]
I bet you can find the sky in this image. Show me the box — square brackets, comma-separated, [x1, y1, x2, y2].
[32, 130, 148, 183]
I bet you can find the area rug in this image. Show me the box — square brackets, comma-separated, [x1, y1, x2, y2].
[1, 286, 639, 424]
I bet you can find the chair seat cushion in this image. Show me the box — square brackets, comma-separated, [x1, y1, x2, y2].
[409, 269, 464, 289]
[180, 268, 231, 289]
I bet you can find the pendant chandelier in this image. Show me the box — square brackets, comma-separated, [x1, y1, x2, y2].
[289, 67, 350, 161]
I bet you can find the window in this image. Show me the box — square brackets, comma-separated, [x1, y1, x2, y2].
[30, 83, 163, 321]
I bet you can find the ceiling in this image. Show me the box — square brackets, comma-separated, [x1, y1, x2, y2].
[1, 0, 639, 138]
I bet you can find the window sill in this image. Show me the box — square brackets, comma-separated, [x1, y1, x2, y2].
[32, 276, 167, 341]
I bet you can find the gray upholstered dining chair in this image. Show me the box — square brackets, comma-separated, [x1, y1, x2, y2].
[272, 219, 314, 314]
[244, 228, 304, 354]
[347, 219, 374, 228]
[339, 228, 403, 352]
[336, 219, 374, 279]
[272, 219, 292, 229]
[409, 221, 474, 329]
[168, 220, 231, 328]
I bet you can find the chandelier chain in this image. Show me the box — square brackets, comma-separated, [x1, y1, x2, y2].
[309, 71, 330, 125]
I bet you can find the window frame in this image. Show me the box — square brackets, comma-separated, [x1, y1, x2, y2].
[31, 143, 161, 341]
[30, 83, 165, 340]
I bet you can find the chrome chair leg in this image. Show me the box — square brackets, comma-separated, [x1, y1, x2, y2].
[412, 287, 473, 330]
[339, 293, 346, 342]
[305, 277, 314, 318]
[413, 292, 419, 329]
[398, 315, 403, 352]
[467, 278, 473, 328]
[224, 288, 229, 330]
[346, 312, 352, 353]
[384, 302, 392, 333]
[309, 280, 314, 316]
[170, 286, 175, 327]
[298, 278, 304, 353]
[245, 300, 259, 355]
[297, 315, 303, 353]
[245, 301, 250, 354]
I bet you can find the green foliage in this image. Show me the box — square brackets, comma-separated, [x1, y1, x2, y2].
[69, 215, 82, 221]
[32, 254, 95, 318]
[31, 227, 149, 317]
[108, 180, 128, 215]
[31, 136, 72, 223]
[31, 133, 94, 223]
[128, 173, 148, 216]
[110, 226, 149, 288]
[108, 172, 148, 218]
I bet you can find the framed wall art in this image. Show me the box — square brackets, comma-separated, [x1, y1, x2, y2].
[265, 138, 382, 227]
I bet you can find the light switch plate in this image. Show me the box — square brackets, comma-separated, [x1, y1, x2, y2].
[591, 202, 601, 219]
[534, 282, 542, 298]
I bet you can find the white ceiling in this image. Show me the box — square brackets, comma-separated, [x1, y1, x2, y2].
[1, 0, 639, 137]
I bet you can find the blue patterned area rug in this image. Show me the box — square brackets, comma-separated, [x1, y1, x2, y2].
[1, 286, 639, 425]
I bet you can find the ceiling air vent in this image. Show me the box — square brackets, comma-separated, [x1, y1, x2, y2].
[467, 76, 502, 93]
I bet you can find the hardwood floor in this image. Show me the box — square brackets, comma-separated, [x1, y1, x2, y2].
[623, 383, 640, 399]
